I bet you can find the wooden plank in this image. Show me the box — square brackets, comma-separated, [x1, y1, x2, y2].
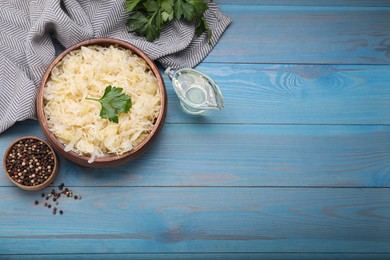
[3, 64, 390, 128]
[0, 187, 390, 254]
[165, 64, 390, 124]
[215, 0, 390, 6]
[5, 64, 390, 126]
[3, 253, 390, 259]
[207, 5, 390, 64]
[2, 121, 390, 187]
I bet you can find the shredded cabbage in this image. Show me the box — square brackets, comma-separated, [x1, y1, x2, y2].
[43, 45, 161, 163]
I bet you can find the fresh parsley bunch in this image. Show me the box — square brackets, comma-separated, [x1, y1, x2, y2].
[125, 0, 211, 42]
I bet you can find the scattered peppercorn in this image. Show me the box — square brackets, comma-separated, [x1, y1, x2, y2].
[33, 183, 81, 216]
[34, 200, 39, 205]
[5, 138, 55, 187]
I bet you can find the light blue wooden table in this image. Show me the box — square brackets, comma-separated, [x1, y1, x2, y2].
[1, 1, 390, 259]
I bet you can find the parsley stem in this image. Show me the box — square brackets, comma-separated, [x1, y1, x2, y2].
[85, 98, 100, 102]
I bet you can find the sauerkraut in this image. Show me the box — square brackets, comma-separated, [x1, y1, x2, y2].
[43, 45, 161, 163]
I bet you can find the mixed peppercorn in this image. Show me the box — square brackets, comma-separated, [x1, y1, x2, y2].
[4, 137, 83, 216]
[5, 138, 55, 186]
[34, 183, 82, 215]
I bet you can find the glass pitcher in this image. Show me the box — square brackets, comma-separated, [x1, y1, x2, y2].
[165, 67, 224, 115]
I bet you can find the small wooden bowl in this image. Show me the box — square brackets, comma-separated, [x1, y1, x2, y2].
[36, 38, 167, 168]
[3, 136, 59, 191]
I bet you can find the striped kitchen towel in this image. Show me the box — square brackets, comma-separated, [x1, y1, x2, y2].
[0, 0, 231, 133]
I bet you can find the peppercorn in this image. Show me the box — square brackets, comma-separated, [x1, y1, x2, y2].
[5, 138, 55, 187]
[34, 183, 82, 216]
[34, 200, 39, 205]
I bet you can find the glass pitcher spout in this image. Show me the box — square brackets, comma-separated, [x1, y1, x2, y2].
[165, 67, 224, 115]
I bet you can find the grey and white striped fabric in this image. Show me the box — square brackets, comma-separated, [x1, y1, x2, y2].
[0, 0, 231, 133]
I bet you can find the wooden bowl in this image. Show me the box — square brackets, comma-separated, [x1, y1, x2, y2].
[3, 136, 58, 191]
[36, 38, 167, 168]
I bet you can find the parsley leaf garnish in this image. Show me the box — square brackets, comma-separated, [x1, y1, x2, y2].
[125, 0, 212, 42]
[86, 86, 132, 123]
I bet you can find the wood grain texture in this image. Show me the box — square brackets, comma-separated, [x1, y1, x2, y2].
[2, 121, 390, 187]
[165, 64, 390, 124]
[1, 2, 390, 258]
[0, 187, 390, 254]
[3, 253, 390, 259]
[208, 5, 390, 64]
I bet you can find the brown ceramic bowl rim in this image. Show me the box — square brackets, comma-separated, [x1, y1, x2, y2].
[36, 38, 167, 166]
[3, 136, 58, 191]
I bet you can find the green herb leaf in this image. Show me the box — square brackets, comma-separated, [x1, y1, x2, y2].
[124, 0, 143, 12]
[127, 11, 160, 41]
[161, 11, 173, 22]
[188, 0, 208, 17]
[173, 0, 184, 20]
[182, 2, 196, 21]
[127, 11, 148, 32]
[196, 16, 211, 41]
[161, 0, 174, 14]
[161, 0, 174, 22]
[143, 0, 159, 12]
[125, 0, 212, 42]
[86, 86, 132, 123]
